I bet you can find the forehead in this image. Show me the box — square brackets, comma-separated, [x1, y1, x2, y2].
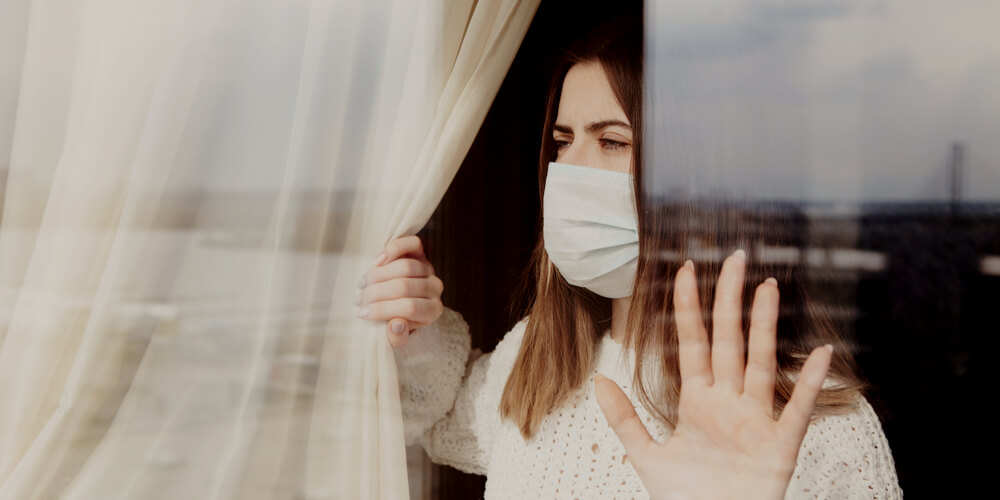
[556, 61, 629, 126]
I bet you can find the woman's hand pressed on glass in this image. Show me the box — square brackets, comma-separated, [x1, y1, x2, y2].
[356, 235, 444, 346]
[595, 251, 834, 500]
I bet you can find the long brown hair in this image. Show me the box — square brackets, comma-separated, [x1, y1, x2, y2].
[500, 18, 865, 438]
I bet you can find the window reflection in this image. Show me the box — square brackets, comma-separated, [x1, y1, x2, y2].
[644, 1, 997, 498]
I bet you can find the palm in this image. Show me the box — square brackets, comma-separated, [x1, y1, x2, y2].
[637, 388, 798, 499]
[596, 253, 833, 500]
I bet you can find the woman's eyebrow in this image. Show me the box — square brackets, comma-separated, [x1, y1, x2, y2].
[552, 120, 632, 134]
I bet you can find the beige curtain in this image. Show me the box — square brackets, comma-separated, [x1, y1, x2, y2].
[0, 0, 539, 498]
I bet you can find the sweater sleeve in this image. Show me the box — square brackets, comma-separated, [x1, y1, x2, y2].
[393, 307, 472, 445]
[784, 395, 902, 500]
[393, 307, 528, 475]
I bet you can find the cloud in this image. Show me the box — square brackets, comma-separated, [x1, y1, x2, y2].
[645, 0, 1000, 202]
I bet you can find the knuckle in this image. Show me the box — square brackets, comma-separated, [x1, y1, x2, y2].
[402, 300, 419, 316]
[406, 260, 422, 276]
[400, 236, 418, 255]
[674, 291, 695, 309]
[723, 294, 742, 307]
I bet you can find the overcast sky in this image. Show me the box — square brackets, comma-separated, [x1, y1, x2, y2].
[645, 0, 1000, 202]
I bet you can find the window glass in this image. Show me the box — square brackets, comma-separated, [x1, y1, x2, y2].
[644, 2, 996, 498]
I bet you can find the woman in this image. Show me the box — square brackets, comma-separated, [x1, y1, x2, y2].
[355, 19, 901, 499]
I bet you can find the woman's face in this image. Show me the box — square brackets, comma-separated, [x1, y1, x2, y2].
[552, 61, 634, 174]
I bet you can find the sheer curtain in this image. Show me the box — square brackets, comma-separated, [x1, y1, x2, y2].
[0, 0, 539, 498]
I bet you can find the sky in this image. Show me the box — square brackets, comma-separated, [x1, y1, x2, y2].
[644, 0, 1000, 202]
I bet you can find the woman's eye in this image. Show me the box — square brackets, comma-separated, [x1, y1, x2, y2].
[600, 138, 629, 151]
[554, 140, 570, 150]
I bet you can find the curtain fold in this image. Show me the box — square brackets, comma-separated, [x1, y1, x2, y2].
[0, 0, 540, 498]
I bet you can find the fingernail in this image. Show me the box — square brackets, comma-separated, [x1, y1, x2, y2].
[824, 344, 834, 354]
[391, 321, 405, 334]
[354, 292, 363, 306]
[732, 249, 746, 260]
[684, 259, 694, 270]
[355, 307, 369, 319]
[765, 277, 777, 286]
[374, 253, 386, 266]
[358, 276, 366, 288]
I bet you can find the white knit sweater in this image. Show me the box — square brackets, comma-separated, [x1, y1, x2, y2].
[395, 308, 901, 499]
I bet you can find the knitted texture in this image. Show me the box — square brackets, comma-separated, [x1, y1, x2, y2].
[395, 308, 902, 499]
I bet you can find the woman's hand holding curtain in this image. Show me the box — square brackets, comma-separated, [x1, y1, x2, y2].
[595, 251, 834, 500]
[357, 235, 444, 346]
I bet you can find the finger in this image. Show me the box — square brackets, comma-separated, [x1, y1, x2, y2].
[357, 297, 442, 325]
[674, 261, 713, 386]
[744, 278, 779, 412]
[376, 235, 427, 266]
[594, 374, 654, 460]
[387, 318, 411, 347]
[711, 250, 747, 392]
[361, 258, 433, 287]
[776, 345, 833, 447]
[361, 276, 443, 305]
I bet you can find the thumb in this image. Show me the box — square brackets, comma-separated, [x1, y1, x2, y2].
[387, 318, 410, 346]
[594, 374, 654, 459]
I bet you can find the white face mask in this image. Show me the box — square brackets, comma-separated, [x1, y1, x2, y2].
[542, 161, 638, 298]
